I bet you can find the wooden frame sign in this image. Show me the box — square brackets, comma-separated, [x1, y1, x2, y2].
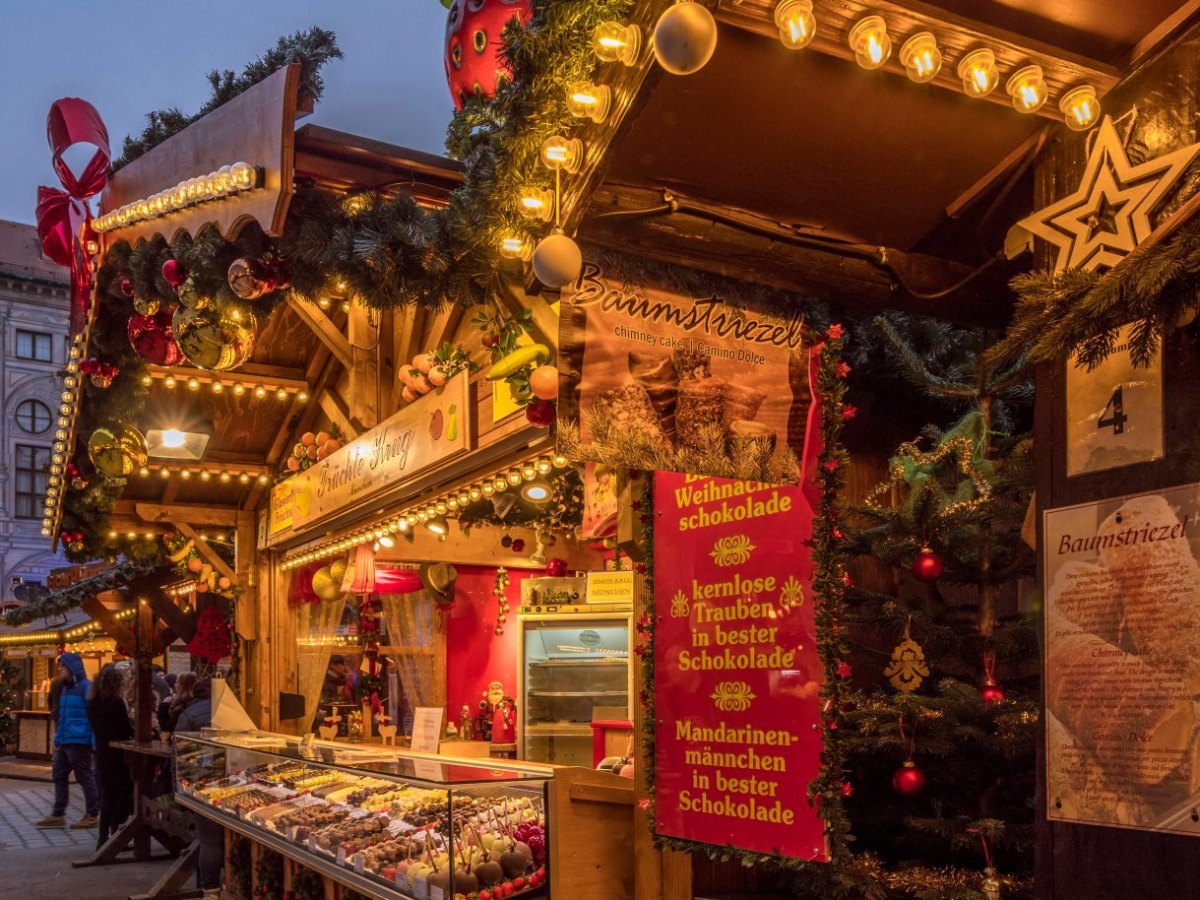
[267, 374, 471, 544]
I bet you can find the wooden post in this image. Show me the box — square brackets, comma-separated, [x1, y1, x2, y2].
[348, 304, 380, 430]
[135, 599, 154, 742]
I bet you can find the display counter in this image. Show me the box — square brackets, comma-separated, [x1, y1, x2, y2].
[176, 731, 619, 900]
[15, 710, 53, 759]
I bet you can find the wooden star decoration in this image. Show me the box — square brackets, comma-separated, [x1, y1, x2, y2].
[1017, 116, 1200, 273]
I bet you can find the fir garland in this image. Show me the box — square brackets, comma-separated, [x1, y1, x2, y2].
[253, 847, 285, 899]
[228, 835, 253, 899]
[639, 328, 858, 893]
[989, 212, 1200, 371]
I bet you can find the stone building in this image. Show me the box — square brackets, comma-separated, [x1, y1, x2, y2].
[0, 220, 68, 598]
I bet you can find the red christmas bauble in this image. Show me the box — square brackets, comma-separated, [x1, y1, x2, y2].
[911, 547, 943, 582]
[128, 308, 184, 365]
[444, 0, 534, 111]
[545, 557, 567, 577]
[511, 538, 526, 553]
[525, 398, 556, 427]
[161, 258, 188, 287]
[981, 682, 1006, 704]
[892, 760, 926, 796]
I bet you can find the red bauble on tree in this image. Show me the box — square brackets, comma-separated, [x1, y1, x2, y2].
[892, 760, 926, 796]
[119, 276, 134, 297]
[128, 308, 184, 365]
[911, 545, 943, 582]
[981, 650, 1005, 704]
[444, 0, 534, 111]
[161, 258, 188, 287]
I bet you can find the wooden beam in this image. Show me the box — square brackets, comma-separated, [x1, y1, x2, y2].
[318, 387, 359, 441]
[149, 595, 196, 643]
[130, 501, 239, 528]
[580, 184, 1013, 327]
[145, 364, 309, 393]
[348, 304, 380, 430]
[176, 524, 237, 584]
[393, 306, 428, 410]
[81, 596, 136, 652]
[426, 303, 464, 350]
[151, 627, 179, 658]
[234, 511, 258, 641]
[286, 295, 353, 368]
[1126, 0, 1200, 66]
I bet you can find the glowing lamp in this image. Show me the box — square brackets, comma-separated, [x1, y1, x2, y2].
[518, 187, 554, 222]
[1007, 64, 1047, 114]
[774, 0, 815, 50]
[957, 48, 999, 98]
[1059, 84, 1100, 131]
[593, 21, 640, 65]
[567, 82, 612, 123]
[899, 32, 941, 83]
[849, 16, 891, 70]
[540, 135, 583, 173]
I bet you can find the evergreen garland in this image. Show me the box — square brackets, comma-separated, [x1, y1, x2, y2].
[0, 660, 18, 754]
[228, 835, 253, 899]
[253, 847, 285, 899]
[114, 28, 342, 170]
[989, 213, 1200, 371]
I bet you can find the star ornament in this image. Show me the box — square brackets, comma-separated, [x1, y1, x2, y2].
[1017, 116, 1200, 273]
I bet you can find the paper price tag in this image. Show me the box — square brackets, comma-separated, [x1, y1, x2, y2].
[430, 886, 445, 900]
[336, 847, 347, 866]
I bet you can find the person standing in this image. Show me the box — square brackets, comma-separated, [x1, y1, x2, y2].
[86, 664, 134, 847]
[161, 671, 197, 734]
[36, 652, 100, 828]
[175, 678, 221, 900]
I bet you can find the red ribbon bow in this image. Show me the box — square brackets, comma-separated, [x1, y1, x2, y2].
[35, 98, 110, 335]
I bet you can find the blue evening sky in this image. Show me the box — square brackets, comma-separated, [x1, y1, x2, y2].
[0, 0, 453, 224]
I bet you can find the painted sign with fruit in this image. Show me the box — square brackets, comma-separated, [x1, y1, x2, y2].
[267, 373, 471, 543]
[653, 472, 826, 860]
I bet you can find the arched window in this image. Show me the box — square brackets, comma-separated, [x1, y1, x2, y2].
[14, 399, 51, 434]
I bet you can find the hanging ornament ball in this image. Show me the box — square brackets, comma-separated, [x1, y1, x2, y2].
[500, 534, 513, 548]
[119, 277, 134, 297]
[312, 566, 342, 602]
[187, 557, 204, 573]
[172, 305, 256, 371]
[87, 424, 148, 478]
[911, 546, 943, 582]
[161, 258, 188, 287]
[545, 557, 567, 577]
[525, 398, 556, 427]
[218, 576, 233, 591]
[531, 232, 583, 289]
[892, 760, 926, 797]
[444, 0, 534, 111]
[329, 558, 348, 584]
[227, 257, 273, 300]
[128, 308, 184, 366]
[511, 538, 526, 553]
[653, 1, 719, 75]
[981, 681, 1006, 704]
[176, 279, 210, 310]
[529, 364, 559, 400]
[133, 297, 161, 317]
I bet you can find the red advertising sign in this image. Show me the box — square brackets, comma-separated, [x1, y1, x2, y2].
[653, 472, 827, 860]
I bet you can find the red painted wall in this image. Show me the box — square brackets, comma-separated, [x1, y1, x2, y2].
[444, 565, 535, 727]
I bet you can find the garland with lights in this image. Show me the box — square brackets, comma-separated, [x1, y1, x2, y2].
[640, 326, 859, 891]
[989, 212, 1200, 372]
[457, 466, 583, 533]
[0, 660, 18, 754]
[2, 558, 158, 627]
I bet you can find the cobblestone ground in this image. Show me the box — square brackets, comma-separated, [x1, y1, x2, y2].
[0, 781, 95, 850]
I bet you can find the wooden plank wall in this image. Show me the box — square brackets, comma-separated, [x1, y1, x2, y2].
[1033, 26, 1200, 899]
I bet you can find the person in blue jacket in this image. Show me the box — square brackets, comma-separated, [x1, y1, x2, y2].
[36, 652, 100, 828]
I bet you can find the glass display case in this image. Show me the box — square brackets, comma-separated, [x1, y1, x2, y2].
[518, 610, 631, 766]
[175, 732, 551, 900]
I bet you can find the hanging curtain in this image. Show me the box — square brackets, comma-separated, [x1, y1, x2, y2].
[295, 594, 346, 723]
[379, 589, 439, 713]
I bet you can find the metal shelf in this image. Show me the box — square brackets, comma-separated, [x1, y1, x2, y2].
[524, 724, 593, 736]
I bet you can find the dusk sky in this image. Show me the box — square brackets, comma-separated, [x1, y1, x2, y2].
[0, 0, 453, 224]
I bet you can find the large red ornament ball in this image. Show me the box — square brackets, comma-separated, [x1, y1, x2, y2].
[545, 557, 567, 577]
[525, 398, 555, 427]
[161, 258, 188, 287]
[444, 0, 534, 111]
[128, 308, 184, 366]
[892, 760, 926, 797]
[911, 546, 943, 583]
[981, 682, 1006, 704]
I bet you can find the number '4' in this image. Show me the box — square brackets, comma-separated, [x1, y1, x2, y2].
[1098, 387, 1128, 435]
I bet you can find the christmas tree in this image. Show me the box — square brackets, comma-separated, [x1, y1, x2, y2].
[835, 316, 1039, 897]
[0, 661, 17, 754]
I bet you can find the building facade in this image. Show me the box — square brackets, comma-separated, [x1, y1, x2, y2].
[0, 220, 69, 599]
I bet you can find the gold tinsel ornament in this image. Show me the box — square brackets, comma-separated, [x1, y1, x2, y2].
[87, 424, 148, 477]
[883, 617, 929, 692]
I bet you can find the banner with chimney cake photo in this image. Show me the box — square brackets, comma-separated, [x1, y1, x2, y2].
[557, 252, 819, 483]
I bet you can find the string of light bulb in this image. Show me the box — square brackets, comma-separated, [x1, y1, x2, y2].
[41, 337, 87, 537]
[280, 453, 570, 570]
[134, 463, 270, 484]
[763, 1, 1106, 131]
[93, 162, 262, 233]
[0, 608, 135, 648]
[142, 365, 310, 402]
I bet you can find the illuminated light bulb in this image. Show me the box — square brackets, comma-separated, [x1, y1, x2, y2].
[46, 486, 58, 498]
[341, 301, 350, 314]
[258, 474, 268, 483]
[126, 532, 136, 540]
[540, 135, 584, 173]
[69, 346, 81, 359]
[53, 441, 65, 452]
[233, 383, 246, 395]
[458, 493, 471, 505]
[849, 15, 891, 70]
[447, 498, 459, 510]
[165, 376, 177, 388]
[276, 388, 288, 401]
[522, 465, 537, 481]
[469, 488, 481, 501]
[48, 475, 61, 486]
[109, 530, 117, 539]
[417, 511, 428, 523]
[141, 375, 152, 387]
[958, 48, 999, 98]
[593, 20, 641, 65]
[399, 519, 411, 533]
[298, 391, 309, 403]
[1060, 84, 1100, 131]
[318, 297, 331, 310]
[499, 235, 533, 261]
[60, 403, 71, 416]
[517, 187, 554, 222]
[774, 0, 816, 50]
[55, 428, 68, 440]
[188, 378, 200, 391]
[160, 468, 171, 479]
[180, 469, 191, 479]
[239, 473, 250, 484]
[406, 515, 418, 526]
[50, 465, 62, 475]
[535, 459, 552, 475]
[199, 471, 211, 481]
[41, 527, 51, 536]
[220, 472, 231, 483]
[255, 386, 267, 398]
[216, 165, 234, 194]
[63, 375, 77, 389]
[494, 478, 508, 492]
[1006, 64, 1047, 113]
[482, 483, 494, 497]
[508, 470, 523, 486]
[66, 362, 79, 374]
[899, 31, 941, 83]
[231, 161, 256, 190]
[138, 467, 150, 478]
[210, 381, 223, 393]
[60, 390, 72, 403]
[566, 82, 612, 123]
[553, 454, 569, 468]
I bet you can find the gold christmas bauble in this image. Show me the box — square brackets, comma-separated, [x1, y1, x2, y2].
[172, 305, 256, 371]
[132, 297, 161, 317]
[87, 424, 148, 478]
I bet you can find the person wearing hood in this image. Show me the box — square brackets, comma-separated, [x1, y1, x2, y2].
[37, 652, 100, 829]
